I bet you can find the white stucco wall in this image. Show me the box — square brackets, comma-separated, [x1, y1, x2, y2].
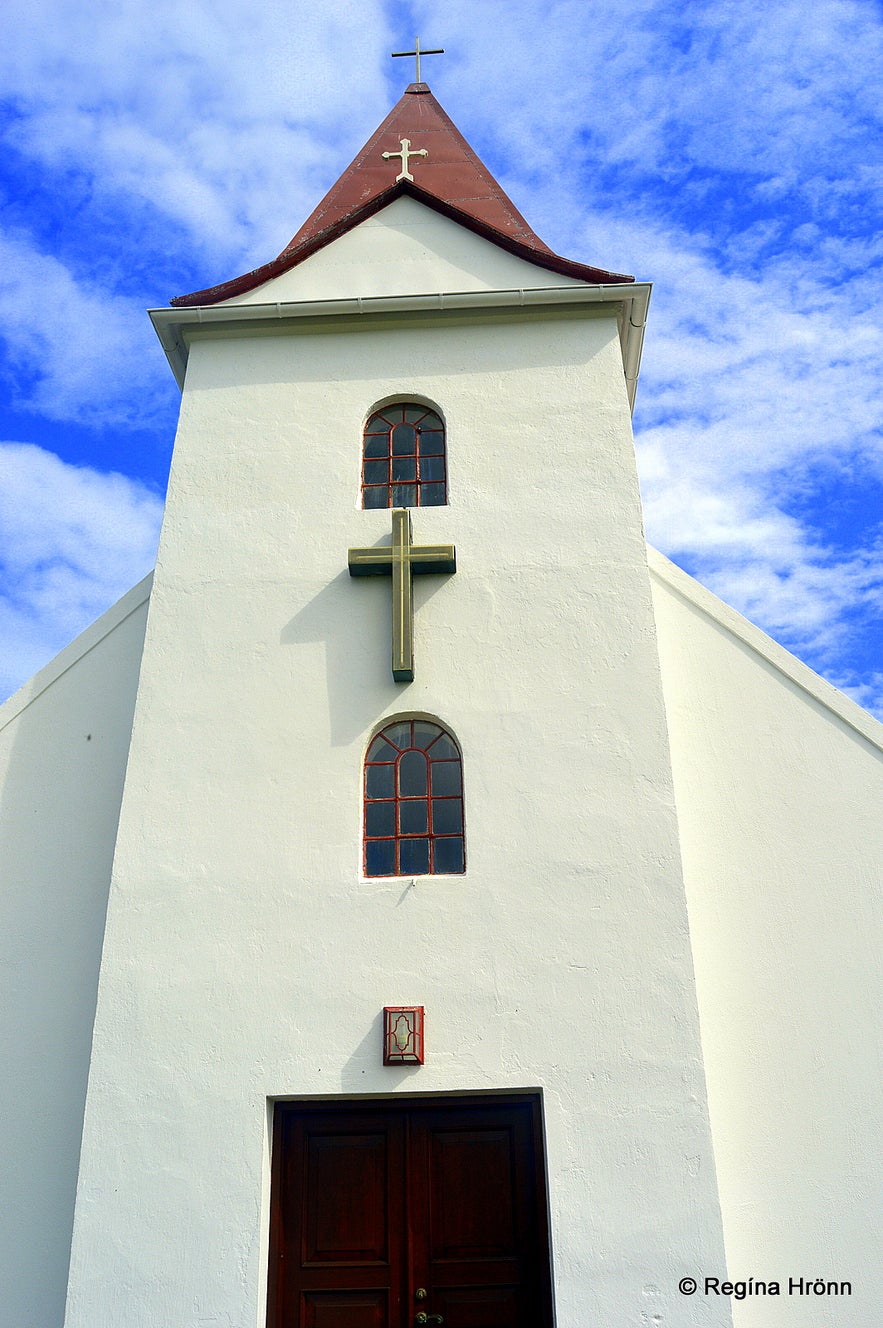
[64, 296, 730, 1328]
[650, 549, 883, 1327]
[225, 196, 583, 303]
[0, 580, 148, 1328]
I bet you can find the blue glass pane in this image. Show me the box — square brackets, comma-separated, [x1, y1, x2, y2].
[432, 798, 462, 834]
[366, 838, 396, 876]
[421, 483, 445, 506]
[399, 800, 429, 834]
[417, 430, 444, 456]
[367, 735, 398, 761]
[392, 424, 417, 455]
[430, 760, 461, 795]
[399, 750, 428, 796]
[366, 802, 395, 837]
[364, 434, 389, 459]
[413, 721, 442, 748]
[363, 459, 389, 484]
[392, 485, 416, 507]
[381, 722, 411, 749]
[425, 732, 457, 759]
[434, 837, 464, 874]
[392, 457, 417, 482]
[366, 764, 395, 798]
[363, 486, 388, 509]
[400, 837, 430, 875]
[420, 456, 445, 482]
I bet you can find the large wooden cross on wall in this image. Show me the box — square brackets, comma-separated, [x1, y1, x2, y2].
[348, 509, 456, 682]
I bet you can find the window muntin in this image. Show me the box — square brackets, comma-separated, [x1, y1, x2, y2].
[364, 720, 464, 876]
[362, 405, 447, 509]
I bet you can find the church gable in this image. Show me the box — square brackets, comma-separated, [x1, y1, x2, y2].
[221, 195, 588, 304]
[649, 547, 883, 1304]
[0, 575, 150, 1328]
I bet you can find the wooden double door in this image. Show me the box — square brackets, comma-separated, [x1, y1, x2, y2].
[267, 1095, 554, 1328]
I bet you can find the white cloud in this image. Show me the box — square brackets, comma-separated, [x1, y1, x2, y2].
[836, 671, 883, 721]
[424, 0, 883, 178]
[1, 0, 395, 264]
[581, 213, 883, 712]
[0, 228, 167, 425]
[0, 443, 162, 700]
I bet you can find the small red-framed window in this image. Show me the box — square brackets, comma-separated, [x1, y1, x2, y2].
[361, 404, 447, 509]
[364, 719, 464, 876]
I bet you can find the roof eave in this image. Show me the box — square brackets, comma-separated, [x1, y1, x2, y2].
[170, 181, 634, 308]
[151, 281, 651, 412]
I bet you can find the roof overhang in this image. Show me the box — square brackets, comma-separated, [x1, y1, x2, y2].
[150, 281, 651, 413]
[170, 183, 635, 307]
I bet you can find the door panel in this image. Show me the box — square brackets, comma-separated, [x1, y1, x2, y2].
[268, 1096, 553, 1328]
[301, 1290, 389, 1328]
[432, 1289, 520, 1328]
[411, 1104, 545, 1327]
[429, 1129, 517, 1254]
[304, 1131, 390, 1264]
[270, 1109, 406, 1320]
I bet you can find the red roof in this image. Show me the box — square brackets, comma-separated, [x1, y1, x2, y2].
[171, 84, 633, 306]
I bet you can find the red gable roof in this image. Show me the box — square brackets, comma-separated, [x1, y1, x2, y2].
[171, 84, 633, 307]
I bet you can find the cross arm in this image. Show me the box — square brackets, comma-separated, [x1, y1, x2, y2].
[348, 545, 456, 576]
[348, 548, 393, 576]
[409, 545, 456, 574]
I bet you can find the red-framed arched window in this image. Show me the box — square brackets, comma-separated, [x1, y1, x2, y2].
[361, 404, 447, 509]
[364, 719, 464, 876]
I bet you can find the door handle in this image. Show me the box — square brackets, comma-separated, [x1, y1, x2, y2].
[414, 1315, 444, 1326]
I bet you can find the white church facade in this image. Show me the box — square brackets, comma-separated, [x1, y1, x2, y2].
[1, 80, 881, 1328]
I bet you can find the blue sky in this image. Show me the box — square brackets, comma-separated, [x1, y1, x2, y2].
[1, 0, 881, 715]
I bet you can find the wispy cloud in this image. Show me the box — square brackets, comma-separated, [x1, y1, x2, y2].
[0, 0, 395, 265]
[0, 228, 166, 425]
[0, 443, 162, 700]
[597, 215, 883, 709]
[424, 0, 883, 224]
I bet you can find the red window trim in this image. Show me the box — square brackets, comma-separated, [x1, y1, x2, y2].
[364, 719, 465, 876]
[361, 403, 448, 509]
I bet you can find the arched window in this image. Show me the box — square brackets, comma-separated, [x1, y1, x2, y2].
[361, 404, 447, 509]
[364, 719, 464, 876]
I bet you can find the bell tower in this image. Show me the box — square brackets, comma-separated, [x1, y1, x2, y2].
[64, 80, 732, 1328]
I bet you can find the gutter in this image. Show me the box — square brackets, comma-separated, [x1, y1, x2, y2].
[149, 282, 651, 413]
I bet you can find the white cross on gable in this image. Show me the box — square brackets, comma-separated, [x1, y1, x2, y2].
[381, 137, 428, 183]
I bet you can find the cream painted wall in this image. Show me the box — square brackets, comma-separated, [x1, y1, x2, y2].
[64, 307, 730, 1328]
[224, 196, 584, 304]
[651, 551, 883, 1327]
[0, 582, 148, 1328]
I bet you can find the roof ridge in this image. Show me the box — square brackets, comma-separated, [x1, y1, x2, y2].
[0, 574, 153, 732]
[647, 546, 883, 752]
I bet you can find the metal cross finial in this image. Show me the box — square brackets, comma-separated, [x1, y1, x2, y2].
[348, 509, 456, 681]
[391, 36, 444, 85]
[381, 137, 428, 182]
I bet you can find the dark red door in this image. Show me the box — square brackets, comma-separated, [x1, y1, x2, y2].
[267, 1096, 553, 1328]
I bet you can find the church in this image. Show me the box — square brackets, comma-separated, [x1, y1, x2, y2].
[2, 68, 881, 1328]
